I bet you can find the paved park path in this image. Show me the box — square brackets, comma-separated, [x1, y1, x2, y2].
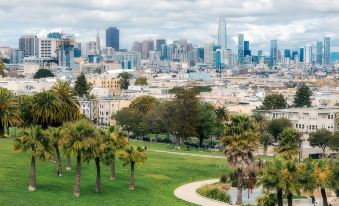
[174, 179, 231, 206]
[150, 149, 226, 159]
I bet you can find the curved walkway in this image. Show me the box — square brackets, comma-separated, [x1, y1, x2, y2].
[174, 179, 231, 206]
[150, 149, 226, 159]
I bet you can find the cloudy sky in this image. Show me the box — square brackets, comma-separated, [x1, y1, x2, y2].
[1, 0, 339, 53]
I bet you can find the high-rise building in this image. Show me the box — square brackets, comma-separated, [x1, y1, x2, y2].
[161, 44, 168, 60]
[106, 27, 119, 50]
[57, 35, 75, 69]
[155, 39, 166, 51]
[304, 45, 312, 64]
[218, 16, 227, 50]
[324, 36, 330, 65]
[131, 41, 142, 53]
[284, 49, 291, 58]
[74, 42, 82, 58]
[10, 49, 25, 64]
[85, 41, 97, 56]
[19, 35, 38, 56]
[258, 50, 263, 57]
[299, 48, 304, 63]
[96, 29, 101, 51]
[38, 38, 58, 58]
[291, 51, 298, 60]
[141, 39, 154, 60]
[316, 41, 323, 65]
[270, 40, 278, 66]
[244, 41, 251, 57]
[237, 33, 244, 65]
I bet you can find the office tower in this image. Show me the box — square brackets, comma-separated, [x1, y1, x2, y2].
[131, 41, 142, 53]
[74, 42, 82, 58]
[316, 41, 323, 65]
[106, 27, 119, 50]
[10, 49, 25, 64]
[218, 16, 227, 50]
[96, 29, 101, 51]
[237, 33, 244, 65]
[47, 32, 62, 39]
[258, 50, 263, 57]
[299, 48, 304, 63]
[195, 47, 204, 63]
[270, 40, 278, 66]
[38, 38, 58, 58]
[244, 41, 251, 56]
[85, 41, 97, 56]
[284, 49, 291, 58]
[291, 51, 298, 60]
[19, 35, 38, 56]
[116, 51, 141, 69]
[324, 36, 330, 65]
[304, 45, 312, 64]
[155, 39, 166, 51]
[141, 39, 154, 59]
[161, 44, 168, 60]
[57, 35, 75, 69]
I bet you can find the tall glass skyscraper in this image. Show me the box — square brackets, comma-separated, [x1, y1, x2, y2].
[316, 41, 323, 65]
[218, 16, 227, 50]
[57, 35, 75, 69]
[237, 33, 244, 65]
[270, 40, 278, 66]
[299, 48, 304, 63]
[244, 41, 251, 56]
[106, 27, 119, 51]
[19, 35, 38, 56]
[304, 45, 312, 64]
[155, 39, 166, 51]
[324, 36, 330, 65]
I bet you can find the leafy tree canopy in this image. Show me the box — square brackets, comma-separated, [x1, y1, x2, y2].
[294, 83, 312, 107]
[261, 93, 287, 110]
[33, 68, 55, 79]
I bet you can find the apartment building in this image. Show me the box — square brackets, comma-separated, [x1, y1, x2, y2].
[87, 75, 121, 96]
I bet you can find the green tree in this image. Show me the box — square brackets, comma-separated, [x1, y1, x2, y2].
[328, 131, 339, 152]
[61, 119, 96, 197]
[0, 87, 22, 136]
[129, 95, 158, 114]
[309, 129, 333, 156]
[196, 102, 217, 147]
[293, 83, 312, 107]
[221, 115, 259, 205]
[119, 146, 147, 191]
[256, 192, 277, 206]
[252, 112, 267, 133]
[134, 77, 148, 86]
[280, 159, 300, 206]
[313, 159, 334, 206]
[74, 73, 91, 98]
[44, 127, 63, 176]
[191, 86, 212, 93]
[267, 118, 292, 141]
[144, 103, 167, 140]
[13, 126, 50, 191]
[118, 72, 132, 90]
[261, 93, 287, 110]
[114, 108, 144, 137]
[16, 95, 34, 127]
[0, 58, 6, 77]
[215, 106, 230, 122]
[33, 68, 55, 79]
[275, 127, 301, 159]
[260, 132, 274, 161]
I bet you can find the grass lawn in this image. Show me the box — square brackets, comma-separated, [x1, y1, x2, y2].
[0, 138, 232, 206]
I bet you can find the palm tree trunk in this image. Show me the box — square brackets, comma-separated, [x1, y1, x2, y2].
[73, 152, 81, 197]
[28, 154, 36, 191]
[95, 157, 101, 193]
[110, 159, 116, 180]
[66, 154, 71, 171]
[236, 170, 243, 205]
[55, 145, 63, 176]
[321, 187, 328, 206]
[277, 188, 283, 206]
[129, 162, 135, 191]
[287, 191, 293, 206]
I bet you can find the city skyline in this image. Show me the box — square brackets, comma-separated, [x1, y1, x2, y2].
[0, 0, 339, 52]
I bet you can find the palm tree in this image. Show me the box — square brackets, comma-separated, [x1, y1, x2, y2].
[102, 126, 128, 180]
[119, 146, 147, 191]
[61, 119, 96, 197]
[51, 81, 80, 122]
[260, 132, 274, 162]
[45, 127, 63, 176]
[275, 128, 300, 159]
[0, 87, 22, 137]
[252, 112, 267, 133]
[221, 115, 259, 205]
[279, 159, 300, 206]
[313, 159, 333, 206]
[32, 91, 62, 129]
[215, 106, 230, 122]
[13, 126, 50, 191]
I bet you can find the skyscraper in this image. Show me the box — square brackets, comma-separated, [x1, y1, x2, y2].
[57, 35, 75, 69]
[38, 38, 58, 58]
[304, 45, 312, 64]
[244, 41, 251, 57]
[299, 48, 304, 63]
[131, 41, 142, 53]
[316, 41, 323, 65]
[106, 27, 119, 51]
[155, 39, 166, 51]
[96, 29, 101, 51]
[141, 39, 154, 60]
[284, 49, 291, 58]
[19, 35, 38, 56]
[324, 36, 330, 65]
[270, 40, 278, 66]
[237, 33, 244, 65]
[218, 16, 227, 50]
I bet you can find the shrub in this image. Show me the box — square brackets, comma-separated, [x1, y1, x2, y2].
[197, 184, 231, 203]
[220, 174, 228, 183]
